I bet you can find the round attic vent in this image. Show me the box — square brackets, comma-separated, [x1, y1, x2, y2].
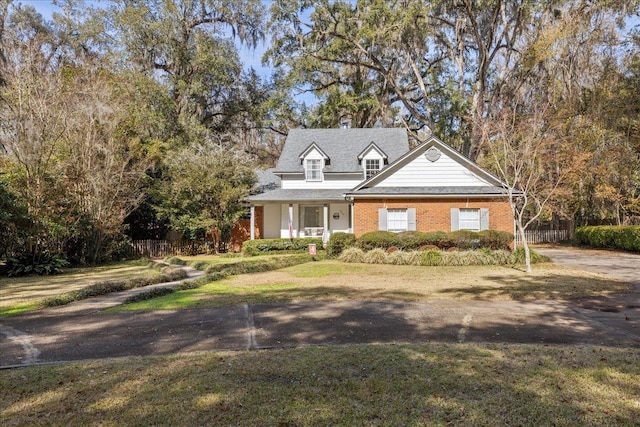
[425, 147, 441, 162]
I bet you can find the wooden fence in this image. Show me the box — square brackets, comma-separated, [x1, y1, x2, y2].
[129, 240, 208, 258]
[515, 229, 572, 246]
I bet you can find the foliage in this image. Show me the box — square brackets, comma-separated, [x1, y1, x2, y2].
[357, 230, 513, 252]
[6, 252, 70, 277]
[157, 142, 257, 251]
[363, 248, 388, 264]
[242, 238, 323, 256]
[575, 226, 640, 253]
[356, 231, 400, 251]
[513, 248, 551, 265]
[338, 247, 365, 263]
[326, 232, 356, 257]
[478, 230, 514, 250]
[42, 267, 188, 307]
[420, 249, 443, 266]
[338, 248, 545, 267]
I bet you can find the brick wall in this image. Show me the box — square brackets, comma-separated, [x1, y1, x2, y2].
[230, 206, 263, 252]
[353, 198, 513, 237]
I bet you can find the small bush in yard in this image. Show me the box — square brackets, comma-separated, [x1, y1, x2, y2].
[326, 232, 356, 256]
[420, 249, 443, 266]
[364, 248, 388, 264]
[404, 251, 422, 266]
[339, 247, 365, 263]
[242, 238, 323, 256]
[449, 230, 481, 250]
[6, 251, 69, 277]
[387, 250, 408, 265]
[513, 248, 550, 264]
[357, 231, 399, 251]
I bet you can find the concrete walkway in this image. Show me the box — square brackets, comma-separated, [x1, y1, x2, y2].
[1, 249, 639, 368]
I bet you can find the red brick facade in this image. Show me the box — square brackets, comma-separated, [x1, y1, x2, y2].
[353, 198, 513, 237]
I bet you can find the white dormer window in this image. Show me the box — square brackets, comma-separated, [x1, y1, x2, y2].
[365, 159, 381, 179]
[306, 159, 322, 181]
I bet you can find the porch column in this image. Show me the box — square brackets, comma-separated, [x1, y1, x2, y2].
[288, 204, 294, 239]
[323, 204, 329, 245]
[249, 205, 255, 240]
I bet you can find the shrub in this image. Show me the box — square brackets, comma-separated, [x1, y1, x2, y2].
[420, 249, 443, 266]
[478, 230, 514, 250]
[395, 231, 429, 250]
[205, 254, 313, 275]
[387, 250, 409, 265]
[339, 247, 365, 263]
[404, 251, 422, 266]
[575, 225, 640, 253]
[364, 248, 388, 264]
[449, 230, 481, 250]
[356, 231, 399, 251]
[513, 248, 551, 264]
[6, 251, 69, 277]
[326, 232, 356, 257]
[242, 238, 323, 256]
[165, 256, 187, 266]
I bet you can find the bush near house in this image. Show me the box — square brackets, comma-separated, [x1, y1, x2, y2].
[575, 225, 640, 253]
[339, 247, 545, 266]
[356, 230, 514, 252]
[326, 232, 356, 256]
[242, 238, 324, 256]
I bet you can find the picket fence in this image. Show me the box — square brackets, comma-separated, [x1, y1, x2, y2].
[129, 239, 207, 258]
[515, 229, 571, 246]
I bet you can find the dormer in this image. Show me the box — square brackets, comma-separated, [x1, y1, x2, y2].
[299, 142, 330, 182]
[357, 141, 388, 179]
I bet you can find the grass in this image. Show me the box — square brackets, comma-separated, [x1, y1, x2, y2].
[116, 260, 632, 311]
[1, 343, 638, 426]
[0, 260, 165, 316]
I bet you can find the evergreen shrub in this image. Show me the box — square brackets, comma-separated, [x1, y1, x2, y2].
[326, 232, 356, 256]
[575, 225, 640, 253]
[242, 238, 323, 256]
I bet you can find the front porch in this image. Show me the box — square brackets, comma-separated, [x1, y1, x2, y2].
[249, 201, 353, 244]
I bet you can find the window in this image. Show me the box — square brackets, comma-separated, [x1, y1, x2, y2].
[365, 159, 381, 179]
[387, 209, 408, 232]
[459, 208, 480, 231]
[306, 159, 322, 181]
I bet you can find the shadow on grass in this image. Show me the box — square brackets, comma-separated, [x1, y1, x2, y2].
[1, 343, 638, 426]
[437, 271, 632, 301]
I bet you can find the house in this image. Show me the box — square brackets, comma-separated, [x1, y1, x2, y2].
[243, 128, 514, 246]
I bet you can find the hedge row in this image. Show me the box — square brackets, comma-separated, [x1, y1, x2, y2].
[326, 230, 514, 256]
[42, 266, 188, 307]
[242, 238, 324, 256]
[575, 226, 640, 253]
[339, 247, 548, 266]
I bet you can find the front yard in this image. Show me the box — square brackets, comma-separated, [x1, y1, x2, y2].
[2, 344, 638, 426]
[115, 259, 632, 311]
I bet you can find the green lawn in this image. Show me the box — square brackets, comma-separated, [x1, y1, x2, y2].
[115, 259, 632, 311]
[0, 260, 161, 316]
[2, 343, 638, 426]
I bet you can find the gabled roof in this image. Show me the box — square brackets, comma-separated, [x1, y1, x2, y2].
[275, 128, 408, 174]
[356, 141, 388, 162]
[348, 136, 513, 196]
[298, 142, 330, 163]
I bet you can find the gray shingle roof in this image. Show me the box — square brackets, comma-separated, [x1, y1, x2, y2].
[275, 128, 409, 174]
[246, 188, 348, 202]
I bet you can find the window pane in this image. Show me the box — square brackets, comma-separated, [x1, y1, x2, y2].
[306, 159, 322, 181]
[365, 159, 381, 179]
[459, 208, 480, 231]
[387, 209, 407, 232]
[303, 206, 321, 227]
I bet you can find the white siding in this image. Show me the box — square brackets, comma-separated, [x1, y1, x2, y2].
[262, 204, 281, 239]
[329, 203, 350, 233]
[281, 177, 361, 189]
[375, 151, 490, 187]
